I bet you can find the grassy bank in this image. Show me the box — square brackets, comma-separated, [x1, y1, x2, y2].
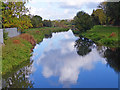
[82, 25, 120, 48]
[2, 36, 33, 77]
[2, 27, 69, 77]
[24, 27, 69, 43]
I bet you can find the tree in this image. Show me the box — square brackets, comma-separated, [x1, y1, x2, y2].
[2, 1, 33, 31]
[74, 11, 93, 32]
[43, 20, 52, 27]
[19, 15, 33, 31]
[91, 9, 106, 25]
[52, 20, 71, 28]
[30, 15, 43, 28]
[98, 2, 120, 26]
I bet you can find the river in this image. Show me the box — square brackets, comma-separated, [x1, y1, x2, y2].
[2, 30, 119, 88]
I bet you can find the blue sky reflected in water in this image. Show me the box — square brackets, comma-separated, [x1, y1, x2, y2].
[30, 30, 118, 88]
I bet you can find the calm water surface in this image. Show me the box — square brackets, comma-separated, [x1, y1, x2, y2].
[3, 30, 119, 88]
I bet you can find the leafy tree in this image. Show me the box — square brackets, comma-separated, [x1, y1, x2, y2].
[2, 1, 33, 31]
[43, 20, 52, 27]
[74, 11, 93, 32]
[105, 2, 120, 26]
[91, 9, 106, 25]
[19, 15, 33, 32]
[30, 15, 43, 28]
[98, 2, 120, 26]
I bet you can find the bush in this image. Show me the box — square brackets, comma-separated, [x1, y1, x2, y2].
[3, 29, 8, 40]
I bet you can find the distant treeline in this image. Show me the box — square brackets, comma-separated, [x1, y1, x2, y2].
[1, 1, 120, 33]
[1, 1, 72, 32]
[73, 2, 120, 32]
[29, 14, 73, 28]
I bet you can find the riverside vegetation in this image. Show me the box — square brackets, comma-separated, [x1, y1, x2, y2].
[2, 27, 69, 78]
[82, 25, 119, 48]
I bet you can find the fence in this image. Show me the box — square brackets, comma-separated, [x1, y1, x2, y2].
[0, 28, 21, 44]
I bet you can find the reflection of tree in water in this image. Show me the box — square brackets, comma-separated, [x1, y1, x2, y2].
[2, 64, 34, 88]
[74, 37, 94, 56]
[104, 48, 120, 72]
[45, 33, 52, 38]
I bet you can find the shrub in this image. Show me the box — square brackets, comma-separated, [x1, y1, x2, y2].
[3, 29, 8, 40]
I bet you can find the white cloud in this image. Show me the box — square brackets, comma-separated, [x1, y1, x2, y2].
[26, 0, 107, 20]
[31, 30, 106, 87]
[26, 4, 74, 20]
[29, 0, 105, 3]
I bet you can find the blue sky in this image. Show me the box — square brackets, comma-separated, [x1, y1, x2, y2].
[26, 0, 105, 20]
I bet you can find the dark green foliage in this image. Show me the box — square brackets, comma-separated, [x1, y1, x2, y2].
[91, 13, 100, 25]
[104, 48, 120, 72]
[30, 15, 43, 28]
[3, 29, 8, 40]
[75, 37, 93, 56]
[105, 2, 120, 26]
[98, 2, 120, 26]
[74, 11, 93, 32]
[43, 20, 52, 27]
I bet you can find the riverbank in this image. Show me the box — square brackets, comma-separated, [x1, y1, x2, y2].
[2, 27, 69, 78]
[81, 25, 119, 48]
[24, 27, 69, 43]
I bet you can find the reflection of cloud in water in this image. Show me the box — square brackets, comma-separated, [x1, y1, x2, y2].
[39, 49, 104, 85]
[31, 30, 105, 87]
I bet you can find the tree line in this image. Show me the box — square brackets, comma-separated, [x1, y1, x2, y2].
[1, 1, 72, 32]
[1, 1, 119, 33]
[73, 2, 120, 32]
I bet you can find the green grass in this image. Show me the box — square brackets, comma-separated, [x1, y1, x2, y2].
[82, 25, 120, 47]
[2, 27, 69, 78]
[24, 27, 69, 43]
[2, 37, 33, 77]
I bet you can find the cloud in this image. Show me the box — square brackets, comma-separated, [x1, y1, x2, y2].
[26, 4, 75, 20]
[31, 30, 106, 87]
[59, 1, 100, 10]
[26, 0, 106, 20]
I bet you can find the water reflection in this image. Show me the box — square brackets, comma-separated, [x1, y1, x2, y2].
[44, 33, 52, 38]
[31, 30, 107, 87]
[98, 47, 120, 72]
[2, 63, 34, 88]
[2, 30, 118, 88]
[74, 37, 95, 56]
